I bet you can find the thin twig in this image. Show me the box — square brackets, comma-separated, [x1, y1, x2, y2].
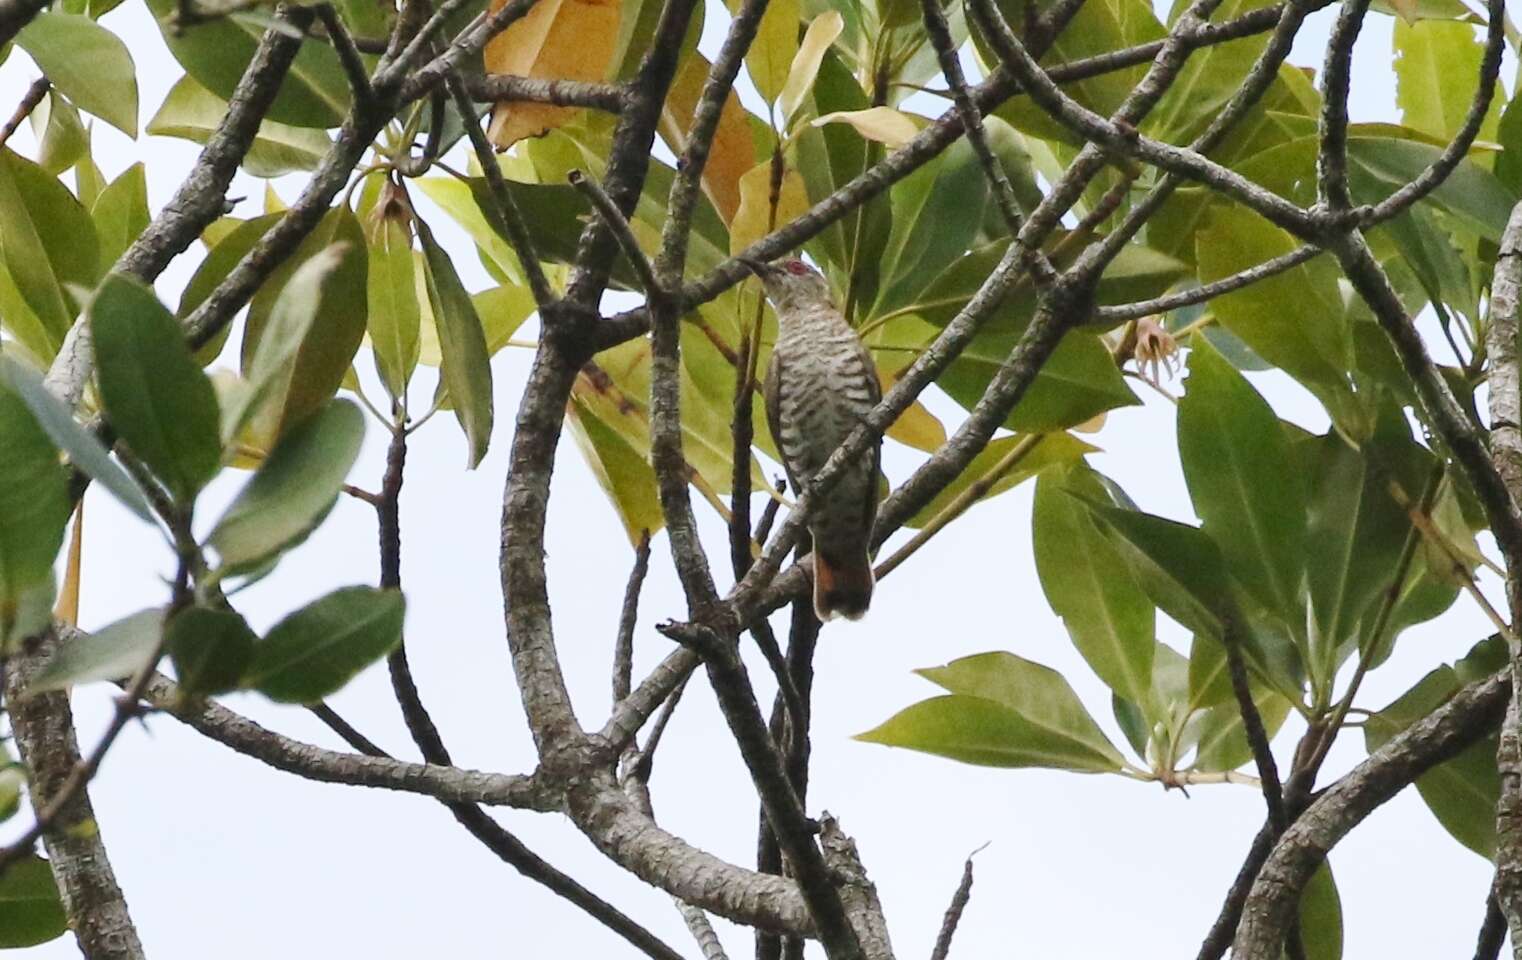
[446, 72, 557, 308]
[1094, 246, 1323, 325]
[921, 0, 1040, 257]
[1225, 629, 1285, 830]
[309, 704, 391, 758]
[569, 169, 662, 296]
[314, 3, 374, 102]
[929, 845, 987, 960]
[659, 621, 863, 960]
[0, 77, 48, 150]
[613, 532, 654, 705]
[1473, 893, 1506, 960]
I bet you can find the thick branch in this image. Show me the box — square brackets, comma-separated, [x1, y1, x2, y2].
[5, 635, 144, 960]
[1232, 671, 1509, 958]
[660, 623, 865, 959]
[1488, 199, 1522, 944]
[138, 670, 560, 810]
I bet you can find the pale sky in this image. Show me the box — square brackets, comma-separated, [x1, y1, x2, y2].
[2, 4, 1515, 957]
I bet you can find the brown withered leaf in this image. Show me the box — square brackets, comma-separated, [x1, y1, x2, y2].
[485, 0, 621, 148]
[658, 51, 757, 223]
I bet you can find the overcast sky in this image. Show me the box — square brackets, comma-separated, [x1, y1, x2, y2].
[2, 4, 1517, 957]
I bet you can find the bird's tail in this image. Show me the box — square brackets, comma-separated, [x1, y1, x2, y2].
[813, 546, 874, 622]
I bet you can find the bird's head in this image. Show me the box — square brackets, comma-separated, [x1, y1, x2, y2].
[740, 256, 834, 315]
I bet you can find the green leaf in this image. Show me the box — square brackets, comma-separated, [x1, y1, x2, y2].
[0, 855, 66, 947]
[148, 75, 333, 178]
[907, 432, 1094, 527]
[1190, 686, 1291, 772]
[30, 609, 163, 693]
[1146, 0, 1276, 142]
[244, 585, 405, 703]
[29, 93, 88, 175]
[872, 138, 988, 314]
[740, 0, 798, 103]
[206, 399, 366, 577]
[0, 388, 70, 641]
[1366, 656, 1498, 858]
[92, 163, 150, 271]
[232, 236, 360, 443]
[566, 390, 664, 544]
[1347, 136, 1512, 242]
[167, 606, 256, 695]
[1083, 501, 1233, 640]
[0, 149, 100, 355]
[1033, 463, 1156, 707]
[1299, 863, 1343, 960]
[1304, 426, 1428, 675]
[90, 274, 222, 502]
[418, 221, 494, 468]
[179, 214, 280, 364]
[1178, 338, 1306, 627]
[856, 694, 1126, 772]
[1194, 206, 1358, 430]
[0, 356, 153, 523]
[937, 327, 1138, 433]
[16, 12, 138, 136]
[242, 208, 367, 440]
[1186, 632, 1233, 710]
[364, 206, 421, 399]
[894, 651, 1129, 772]
[1393, 18, 1501, 148]
[144, 0, 351, 128]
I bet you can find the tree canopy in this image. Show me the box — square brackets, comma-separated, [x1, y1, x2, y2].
[0, 0, 1520, 956]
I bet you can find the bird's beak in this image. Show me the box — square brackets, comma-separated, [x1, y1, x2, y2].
[739, 256, 774, 278]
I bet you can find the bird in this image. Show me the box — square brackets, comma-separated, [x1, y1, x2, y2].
[742, 255, 882, 622]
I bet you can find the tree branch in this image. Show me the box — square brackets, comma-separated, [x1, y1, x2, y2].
[44, 14, 309, 407]
[446, 72, 558, 308]
[1232, 671, 1509, 959]
[1488, 199, 1522, 945]
[658, 622, 864, 960]
[928, 848, 982, 960]
[4, 633, 145, 960]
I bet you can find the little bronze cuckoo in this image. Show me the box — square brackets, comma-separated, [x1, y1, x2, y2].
[743, 256, 881, 622]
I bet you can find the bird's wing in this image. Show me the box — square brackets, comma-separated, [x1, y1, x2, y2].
[764, 352, 802, 495]
[857, 343, 883, 539]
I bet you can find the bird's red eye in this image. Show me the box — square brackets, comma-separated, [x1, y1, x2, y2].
[785, 259, 808, 275]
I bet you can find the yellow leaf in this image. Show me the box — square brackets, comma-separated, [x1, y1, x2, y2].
[54, 505, 82, 625]
[729, 160, 809, 255]
[877, 368, 946, 452]
[811, 106, 921, 148]
[263, 182, 286, 213]
[739, 0, 799, 106]
[486, 0, 622, 148]
[779, 12, 843, 125]
[658, 52, 757, 223]
[1072, 411, 1108, 433]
